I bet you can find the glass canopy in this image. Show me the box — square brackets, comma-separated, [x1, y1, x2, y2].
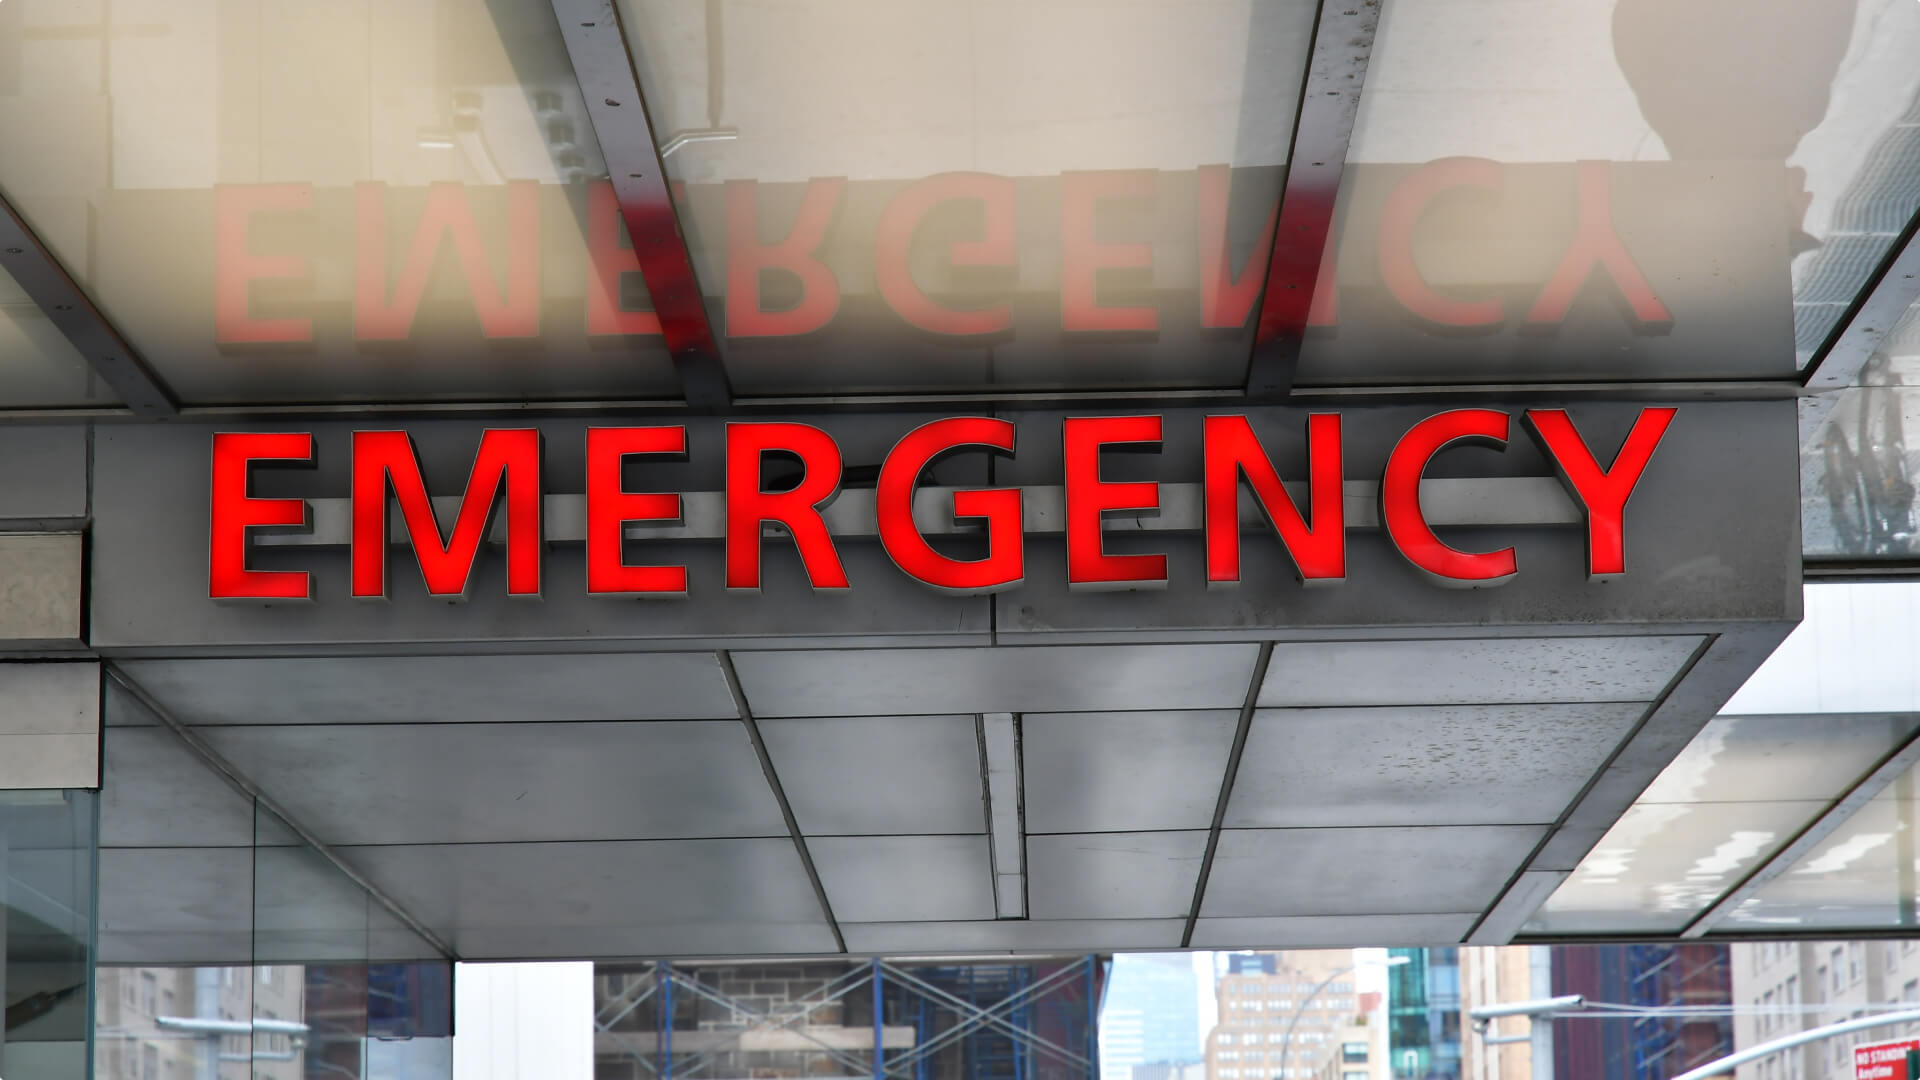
[0, 0, 1914, 405]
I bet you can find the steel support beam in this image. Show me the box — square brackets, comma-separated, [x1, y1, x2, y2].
[1181, 642, 1275, 947]
[1246, 0, 1381, 398]
[553, 0, 732, 410]
[0, 193, 176, 415]
[1805, 203, 1920, 392]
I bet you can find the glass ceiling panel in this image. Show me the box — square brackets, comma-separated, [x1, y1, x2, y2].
[1804, 302, 1920, 559]
[1722, 777, 1920, 933]
[618, 0, 1318, 395]
[0, 259, 118, 407]
[1525, 583, 1920, 937]
[1292, 0, 1920, 388]
[1523, 714, 1914, 936]
[0, 0, 681, 405]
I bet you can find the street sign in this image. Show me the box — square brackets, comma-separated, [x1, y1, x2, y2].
[1854, 1037, 1920, 1079]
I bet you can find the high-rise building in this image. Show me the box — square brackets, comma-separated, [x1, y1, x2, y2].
[1731, 939, 1920, 1080]
[1102, 954, 1204, 1080]
[1387, 950, 1462, 1080]
[1206, 951, 1361, 1080]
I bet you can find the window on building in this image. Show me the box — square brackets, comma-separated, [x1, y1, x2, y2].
[1762, 991, 1775, 1034]
[1886, 942, 1901, 975]
[257, 966, 273, 986]
[141, 1045, 157, 1080]
[1904, 979, 1918, 1004]
[1814, 967, 1827, 1003]
[1848, 942, 1864, 984]
[1786, 976, 1798, 1008]
[140, 973, 157, 1015]
[1343, 1073, 1367, 1080]
[1342, 1042, 1368, 1062]
[1831, 949, 1845, 992]
[1220, 1034, 1235, 1046]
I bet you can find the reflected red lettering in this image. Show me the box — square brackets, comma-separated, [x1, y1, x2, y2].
[214, 184, 313, 344]
[726, 178, 846, 337]
[354, 182, 540, 340]
[1062, 171, 1158, 332]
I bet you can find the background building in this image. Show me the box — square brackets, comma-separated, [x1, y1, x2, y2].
[1387, 950, 1462, 1080]
[1732, 939, 1920, 1080]
[1207, 952, 1360, 1080]
[1102, 954, 1204, 1080]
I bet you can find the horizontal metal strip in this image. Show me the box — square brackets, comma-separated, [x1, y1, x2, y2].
[256, 478, 1581, 547]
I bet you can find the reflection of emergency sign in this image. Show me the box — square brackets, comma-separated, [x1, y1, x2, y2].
[206, 407, 1674, 601]
[211, 163, 1671, 345]
[1856, 1037, 1920, 1080]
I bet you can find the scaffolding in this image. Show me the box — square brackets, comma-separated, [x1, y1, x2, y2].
[594, 957, 1106, 1080]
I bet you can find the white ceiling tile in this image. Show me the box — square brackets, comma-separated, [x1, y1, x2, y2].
[116, 653, 739, 725]
[1259, 636, 1703, 707]
[759, 715, 985, 835]
[1189, 914, 1477, 949]
[1227, 704, 1643, 828]
[1023, 711, 1236, 833]
[841, 920, 1185, 954]
[1028, 832, 1207, 919]
[733, 644, 1259, 718]
[199, 722, 788, 845]
[1202, 826, 1543, 917]
[807, 835, 996, 923]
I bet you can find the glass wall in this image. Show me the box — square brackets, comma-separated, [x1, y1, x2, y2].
[0, 790, 96, 1080]
[95, 684, 452, 1080]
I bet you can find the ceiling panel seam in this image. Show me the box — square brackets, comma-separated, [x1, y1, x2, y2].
[717, 648, 847, 952]
[1462, 633, 1719, 944]
[1180, 640, 1276, 947]
[101, 662, 459, 960]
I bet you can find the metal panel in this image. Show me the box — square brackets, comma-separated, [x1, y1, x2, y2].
[1258, 637, 1702, 707]
[450, 923, 841, 961]
[0, 533, 82, 644]
[805, 835, 996, 923]
[1246, 0, 1380, 396]
[0, 662, 98, 789]
[1189, 913, 1478, 949]
[340, 839, 829, 941]
[1022, 711, 1237, 834]
[198, 722, 790, 845]
[1201, 825, 1545, 917]
[1804, 203, 1920, 390]
[1226, 704, 1645, 828]
[100, 726, 255, 848]
[1027, 832, 1208, 920]
[0, 425, 85, 522]
[0, 193, 177, 415]
[757, 715, 985, 836]
[734, 644, 1260, 718]
[255, 841, 389, 964]
[998, 403, 1801, 641]
[551, 0, 731, 408]
[841, 919, 1185, 955]
[91, 419, 990, 650]
[115, 653, 737, 725]
[96, 847, 254, 966]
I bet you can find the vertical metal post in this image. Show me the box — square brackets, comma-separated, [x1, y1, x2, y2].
[873, 959, 884, 1080]
[659, 961, 675, 1080]
[1084, 956, 1097, 1080]
[1528, 947, 1555, 1080]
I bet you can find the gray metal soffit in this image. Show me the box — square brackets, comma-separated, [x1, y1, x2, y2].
[1247, 0, 1381, 399]
[103, 664, 459, 961]
[0, 192, 177, 416]
[553, 0, 733, 411]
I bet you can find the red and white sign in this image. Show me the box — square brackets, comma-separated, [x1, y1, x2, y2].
[1857, 1038, 1920, 1080]
[206, 408, 1675, 602]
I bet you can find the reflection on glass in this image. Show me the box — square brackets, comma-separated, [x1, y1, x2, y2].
[1291, 0, 1920, 386]
[0, 0, 681, 404]
[1526, 714, 1919, 935]
[94, 967, 254, 1080]
[0, 264, 116, 407]
[1806, 312, 1920, 559]
[0, 791, 96, 1080]
[1726, 775, 1920, 932]
[619, 0, 1318, 393]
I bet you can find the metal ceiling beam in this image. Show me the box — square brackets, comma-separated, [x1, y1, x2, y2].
[1804, 177, 1920, 393]
[1246, 0, 1381, 398]
[1181, 641, 1275, 947]
[0, 193, 177, 416]
[554, 0, 733, 410]
[1679, 722, 1920, 938]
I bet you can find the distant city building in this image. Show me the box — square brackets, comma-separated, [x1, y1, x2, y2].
[1102, 954, 1205, 1080]
[1315, 994, 1389, 1080]
[95, 966, 306, 1080]
[1458, 947, 1544, 1080]
[1206, 951, 1360, 1080]
[1387, 949, 1462, 1080]
[1552, 945, 1732, 1080]
[1732, 939, 1920, 1080]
